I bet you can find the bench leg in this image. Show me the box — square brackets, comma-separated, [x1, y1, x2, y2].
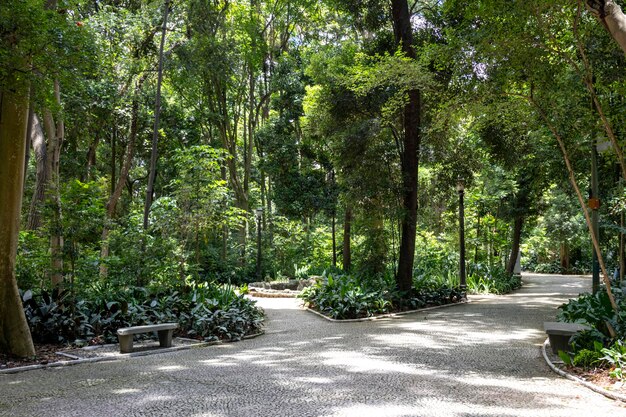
[158, 329, 174, 348]
[119, 334, 134, 353]
[548, 334, 574, 354]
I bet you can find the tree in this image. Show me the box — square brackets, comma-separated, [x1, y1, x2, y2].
[444, 0, 621, 310]
[587, 0, 626, 54]
[391, 0, 421, 292]
[143, 0, 171, 230]
[0, 88, 36, 357]
[0, 0, 43, 356]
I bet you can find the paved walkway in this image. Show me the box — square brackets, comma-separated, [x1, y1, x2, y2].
[1, 273, 625, 416]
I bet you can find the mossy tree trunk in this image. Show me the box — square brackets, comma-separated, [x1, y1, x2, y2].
[0, 89, 36, 357]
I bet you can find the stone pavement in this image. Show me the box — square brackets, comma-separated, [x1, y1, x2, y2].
[1, 273, 625, 416]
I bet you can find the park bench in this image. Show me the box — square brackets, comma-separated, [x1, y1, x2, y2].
[544, 322, 591, 354]
[117, 323, 179, 353]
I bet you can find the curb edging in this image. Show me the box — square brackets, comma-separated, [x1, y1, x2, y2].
[303, 299, 470, 323]
[0, 331, 265, 375]
[541, 338, 626, 403]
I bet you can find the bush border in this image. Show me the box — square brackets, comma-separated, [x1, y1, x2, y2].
[303, 299, 469, 322]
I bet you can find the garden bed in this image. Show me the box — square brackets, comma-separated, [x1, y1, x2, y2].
[543, 340, 626, 400]
[0, 332, 265, 373]
[299, 274, 466, 320]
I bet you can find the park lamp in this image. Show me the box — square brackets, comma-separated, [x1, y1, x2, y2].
[255, 207, 263, 280]
[457, 176, 467, 294]
[456, 177, 465, 193]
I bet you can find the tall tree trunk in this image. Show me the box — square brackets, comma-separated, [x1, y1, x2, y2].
[560, 242, 570, 271]
[244, 0, 257, 209]
[391, 0, 421, 292]
[23, 103, 33, 194]
[220, 165, 228, 262]
[505, 216, 524, 275]
[332, 210, 337, 268]
[143, 0, 170, 230]
[474, 214, 481, 263]
[343, 207, 352, 272]
[26, 114, 47, 230]
[110, 125, 116, 196]
[0, 89, 36, 357]
[84, 135, 100, 181]
[267, 175, 273, 246]
[100, 78, 143, 279]
[43, 80, 65, 287]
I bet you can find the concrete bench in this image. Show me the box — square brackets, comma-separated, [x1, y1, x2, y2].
[117, 323, 179, 353]
[544, 322, 592, 354]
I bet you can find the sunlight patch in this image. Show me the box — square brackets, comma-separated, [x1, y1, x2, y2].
[320, 350, 430, 375]
[156, 365, 186, 371]
[112, 388, 140, 394]
[293, 376, 333, 384]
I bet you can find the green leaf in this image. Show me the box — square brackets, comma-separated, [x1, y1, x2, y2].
[558, 350, 572, 366]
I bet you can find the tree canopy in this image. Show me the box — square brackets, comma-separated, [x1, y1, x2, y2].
[3, 0, 626, 356]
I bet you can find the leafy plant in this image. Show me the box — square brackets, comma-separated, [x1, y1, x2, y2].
[558, 350, 573, 366]
[21, 283, 264, 345]
[466, 264, 521, 295]
[294, 263, 311, 280]
[572, 344, 605, 369]
[557, 289, 626, 339]
[600, 340, 626, 381]
[558, 340, 608, 370]
[300, 273, 463, 320]
[20, 288, 91, 344]
[299, 274, 392, 319]
[568, 328, 608, 353]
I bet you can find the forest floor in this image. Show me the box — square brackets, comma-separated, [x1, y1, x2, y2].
[568, 366, 626, 393]
[0, 344, 74, 369]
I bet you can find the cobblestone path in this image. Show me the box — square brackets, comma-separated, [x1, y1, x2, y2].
[1, 273, 625, 416]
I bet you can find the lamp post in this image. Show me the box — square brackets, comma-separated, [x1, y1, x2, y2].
[588, 139, 611, 292]
[255, 207, 263, 280]
[457, 178, 467, 293]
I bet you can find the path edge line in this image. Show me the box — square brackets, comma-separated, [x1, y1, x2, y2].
[541, 338, 626, 403]
[303, 299, 469, 323]
[0, 331, 265, 375]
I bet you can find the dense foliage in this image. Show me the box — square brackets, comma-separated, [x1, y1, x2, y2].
[300, 274, 464, 320]
[557, 281, 626, 380]
[20, 283, 263, 345]
[3, 0, 626, 365]
[466, 265, 522, 295]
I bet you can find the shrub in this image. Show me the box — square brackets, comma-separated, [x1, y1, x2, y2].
[557, 288, 626, 339]
[21, 283, 264, 345]
[601, 340, 626, 381]
[466, 264, 522, 295]
[299, 274, 392, 319]
[21, 288, 92, 344]
[300, 273, 464, 320]
[572, 348, 604, 369]
[558, 340, 607, 370]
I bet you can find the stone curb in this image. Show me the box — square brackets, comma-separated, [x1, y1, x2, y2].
[541, 338, 626, 403]
[303, 299, 470, 323]
[0, 331, 265, 375]
[248, 290, 299, 298]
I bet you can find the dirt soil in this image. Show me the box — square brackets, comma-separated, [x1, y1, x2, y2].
[1, 337, 206, 371]
[0, 343, 75, 369]
[562, 365, 626, 395]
